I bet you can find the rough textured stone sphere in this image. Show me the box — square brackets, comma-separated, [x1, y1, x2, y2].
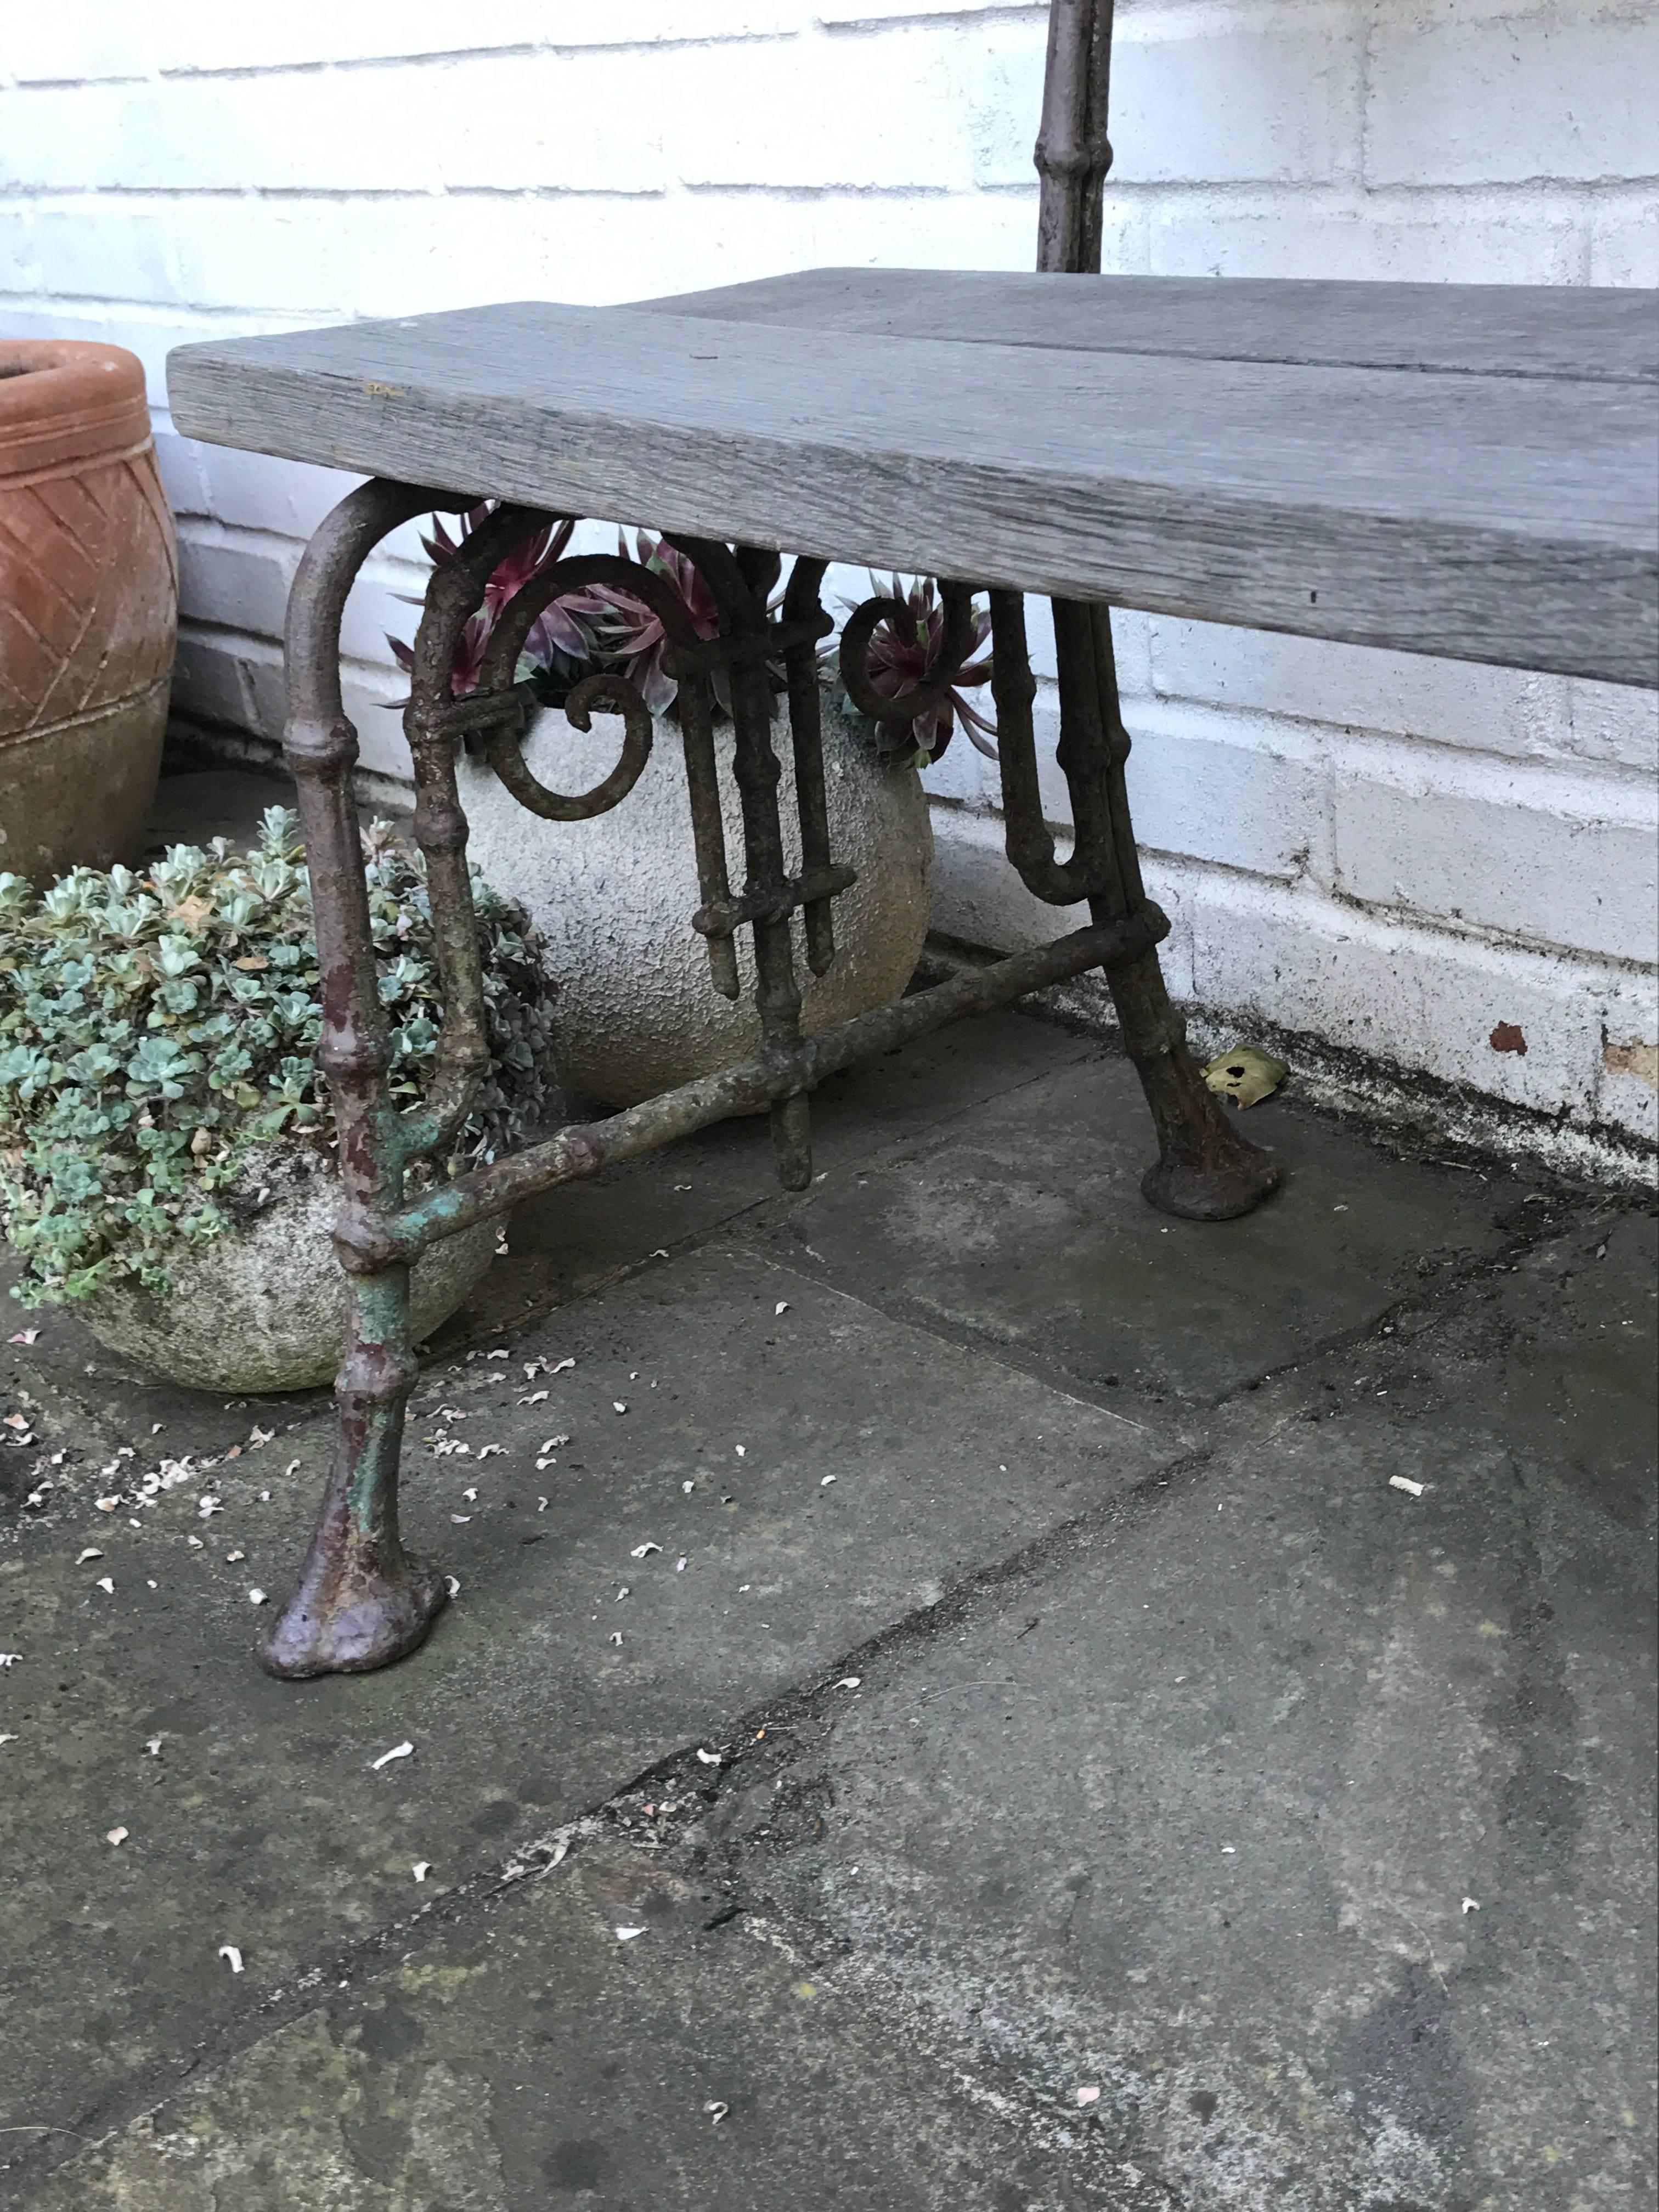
[456, 691, 934, 1108]
[84, 1146, 496, 1393]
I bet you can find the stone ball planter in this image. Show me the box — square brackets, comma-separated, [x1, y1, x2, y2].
[456, 687, 933, 1107]
[0, 341, 176, 885]
[82, 1142, 497, 1396]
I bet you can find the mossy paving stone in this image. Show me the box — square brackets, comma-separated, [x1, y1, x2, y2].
[26, 1841, 1154, 2211]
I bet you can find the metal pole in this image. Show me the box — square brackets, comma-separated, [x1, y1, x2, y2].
[1028, 1, 1282, 1220]
[1035, 0, 1114, 275]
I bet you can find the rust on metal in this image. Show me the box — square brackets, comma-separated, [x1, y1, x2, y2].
[692, 862, 856, 942]
[779, 558, 840, 974]
[262, 477, 457, 1680]
[1024, 0, 1280, 1222]
[667, 536, 816, 1190]
[259, 0, 1280, 1681]
[399, 500, 549, 1165]
[1035, 0, 1115, 278]
[837, 578, 979, 759]
[379, 907, 1170, 1256]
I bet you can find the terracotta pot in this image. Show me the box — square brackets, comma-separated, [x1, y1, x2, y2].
[0, 341, 176, 884]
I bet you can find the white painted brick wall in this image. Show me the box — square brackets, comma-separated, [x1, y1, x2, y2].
[2, 0, 1655, 1172]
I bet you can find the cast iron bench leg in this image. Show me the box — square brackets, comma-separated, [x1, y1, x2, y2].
[989, 589, 1280, 1221]
[259, 480, 451, 1677]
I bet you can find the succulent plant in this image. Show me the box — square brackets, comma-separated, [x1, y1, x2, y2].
[388, 512, 988, 758]
[387, 505, 596, 701]
[556, 532, 728, 714]
[0, 809, 556, 1308]
[827, 573, 997, 765]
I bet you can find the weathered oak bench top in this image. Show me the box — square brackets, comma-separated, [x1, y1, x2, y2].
[166, 272, 1658, 687]
[641, 269, 1658, 386]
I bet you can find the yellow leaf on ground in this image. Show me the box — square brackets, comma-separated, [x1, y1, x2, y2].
[1202, 1045, 1288, 1109]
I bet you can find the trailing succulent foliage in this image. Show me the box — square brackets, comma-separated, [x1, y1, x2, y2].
[0, 808, 556, 1308]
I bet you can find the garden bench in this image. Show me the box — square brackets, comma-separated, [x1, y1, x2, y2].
[163, 8, 1658, 1680]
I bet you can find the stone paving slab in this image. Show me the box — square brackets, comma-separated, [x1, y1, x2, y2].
[698, 1211, 1659, 2212]
[26, 1843, 1147, 2212]
[2, 922, 1651, 2210]
[19, 1198, 1652, 2212]
[443, 1012, 1097, 1344]
[0, 1242, 1170, 2167]
[742, 1056, 1516, 1409]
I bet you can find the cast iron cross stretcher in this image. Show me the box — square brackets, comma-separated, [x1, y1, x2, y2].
[163, 1, 1658, 1675]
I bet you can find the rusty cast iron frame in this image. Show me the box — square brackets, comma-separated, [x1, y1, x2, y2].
[258, 0, 1276, 1678]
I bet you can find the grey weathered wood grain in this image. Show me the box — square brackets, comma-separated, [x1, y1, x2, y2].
[166, 291, 1659, 687]
[634, 269, 1659, 386]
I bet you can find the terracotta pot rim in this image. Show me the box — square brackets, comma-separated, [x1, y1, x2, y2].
[0, 339, 153, 481]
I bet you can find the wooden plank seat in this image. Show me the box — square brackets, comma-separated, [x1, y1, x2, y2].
[163, 257, 1658, 1679]
[170, 273, 1659, 688]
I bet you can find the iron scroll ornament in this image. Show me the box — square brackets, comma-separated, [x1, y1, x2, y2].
[837, 578, 982, 759]
[465, 550, 726, 821]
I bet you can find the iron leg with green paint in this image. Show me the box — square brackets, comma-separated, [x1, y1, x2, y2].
[259, 1264, 447, 1679]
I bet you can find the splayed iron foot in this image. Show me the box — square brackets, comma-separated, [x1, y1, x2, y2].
[1141, 1142, 1281, 1223]
[258, 1549, 449, 1679]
